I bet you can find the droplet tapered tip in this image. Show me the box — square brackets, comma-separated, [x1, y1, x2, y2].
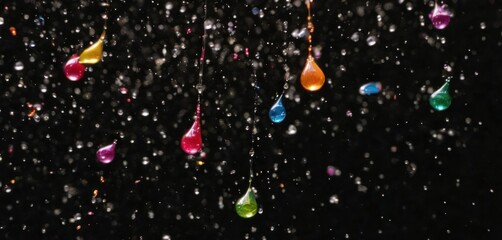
[300, 57, 325, 91]
[235, 188, 258, 218]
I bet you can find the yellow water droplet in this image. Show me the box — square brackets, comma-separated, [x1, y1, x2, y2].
[301, 55, 325, 91]
[79, 31, 105, 64]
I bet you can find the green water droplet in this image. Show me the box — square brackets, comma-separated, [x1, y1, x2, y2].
[235, 187, 258, 218]
[429, 80, 452, 111]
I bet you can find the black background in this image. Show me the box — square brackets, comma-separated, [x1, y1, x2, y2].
[1, 0, 502, 239]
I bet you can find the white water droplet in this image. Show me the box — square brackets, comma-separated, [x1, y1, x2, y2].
[287, 125, 297, 135]
[14, 61, 24, 71]
[366, 36, 377, 46]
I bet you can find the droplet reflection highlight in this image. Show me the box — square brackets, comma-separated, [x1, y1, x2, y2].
[235, 187, 258, 218]
[269, 95, 286, 123]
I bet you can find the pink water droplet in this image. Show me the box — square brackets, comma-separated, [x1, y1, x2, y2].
[64, 54, 85, 81]
[200, 47, 206, 62]
[119, 87, 128, 94]
[8, 145, 14, 154]
[181, 104, 203, 155]
[96, 141, 116, 164]
[327, 165, 336, 176]
[429, 4, 451, 30]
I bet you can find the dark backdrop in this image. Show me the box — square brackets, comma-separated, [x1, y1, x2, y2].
[1, 0, 501, 239]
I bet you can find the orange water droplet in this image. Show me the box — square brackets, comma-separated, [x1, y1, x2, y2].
[9, 27, 16, 36]
[300, 55, 325, 91]
[28, 108, 36, 118]
[79, 31, 105, 64]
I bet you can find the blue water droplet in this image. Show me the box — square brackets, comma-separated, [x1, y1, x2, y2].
[359, 82, 382, 95]
[269, 95, 286, 123]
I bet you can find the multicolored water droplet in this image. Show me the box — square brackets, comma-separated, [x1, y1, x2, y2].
[429, 3, 451, 30]
[181, 104, 203, 155]
[429, 79, 452, 111]
[301, 55, 325, 91]
[269, 95, 286, 123]
[79, 31, 105, 64]
[235, 187, 258, 218]
[96, 141, 116, 164]
[64, 54, 85, 81]
[359, 82, 382, 95]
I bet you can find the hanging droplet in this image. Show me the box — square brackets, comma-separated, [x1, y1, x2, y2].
[429, 79, 452, 111]
[181, 104, 203, 154]
[96, 141, 116, 164]
[359, 82, 382, 95]
[269, 95, 286, 123]
[429, 3, 451, 30]
[301, 55, 325, 91]
[79, 31, 105, 64]
[64, 54, 85, 81]
[235, 187, 258, 218]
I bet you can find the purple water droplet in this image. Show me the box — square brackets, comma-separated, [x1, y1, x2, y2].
[96, 141, 116, 164]
[429, 4, 451, 30]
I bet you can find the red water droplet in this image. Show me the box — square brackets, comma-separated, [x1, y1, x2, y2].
[181, 104, 203, 154]
[64, 54, 85, 81]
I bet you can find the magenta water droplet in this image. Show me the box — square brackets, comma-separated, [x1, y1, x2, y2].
[181, 104, 203, 155]
[429, 4, 451, 30]
[96, 141, 116, 164]
[64, 54, 85, 81]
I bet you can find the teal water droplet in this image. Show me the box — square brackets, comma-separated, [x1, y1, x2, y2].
[269, 95, 286, 123]
[429, 80, 452, 111]
[235, 187, 258, 218]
